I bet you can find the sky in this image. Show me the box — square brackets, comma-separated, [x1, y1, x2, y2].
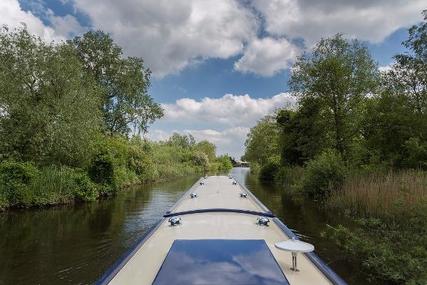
[1, 0, 425, 158]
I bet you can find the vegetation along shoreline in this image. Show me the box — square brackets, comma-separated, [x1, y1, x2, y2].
[0, 28, 232, 211]
[243, 11, 427, 285]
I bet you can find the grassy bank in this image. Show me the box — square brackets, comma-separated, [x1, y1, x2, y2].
[0, 135, 232, 211]
[329, 170, 427, 217]
[325, 170, 427, 284]
[269, 164, 427, 284]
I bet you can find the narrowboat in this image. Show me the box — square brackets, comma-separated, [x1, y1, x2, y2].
[97, 175, 347, 285]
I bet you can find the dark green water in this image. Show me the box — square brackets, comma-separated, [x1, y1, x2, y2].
[0, 168, 365, 284]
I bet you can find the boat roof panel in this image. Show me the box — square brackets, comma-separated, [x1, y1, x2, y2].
[152, 239, 290, 285]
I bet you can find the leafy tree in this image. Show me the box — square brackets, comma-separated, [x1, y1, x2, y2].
[243, 115, 280, 166]
[167, 133, 196, 149]
[366, 11, 427, 169]
[194, 140, 216, 162]
[70, 31, 163, 135]
[215, 155, 233, 171]
[277, 97, 330, 165]
[0, 27, 102, 167]
[290, 34, 378, 159]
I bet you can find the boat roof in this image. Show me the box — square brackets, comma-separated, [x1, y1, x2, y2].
[98, 175, 346, 285]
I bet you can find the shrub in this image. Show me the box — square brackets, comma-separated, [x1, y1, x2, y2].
[275, 166, 305, 193]
[259, 160, 280, 182]
[302, 150, 346, 199]
[0, 161, 39, 206]
[325, 204, 427, 284]
[29, 166, 76, 206]
[192, 151, 209, 171]
[113, 166, 140, 188]
[216, 155, 233, 172]
[71, 170, 98, 202]
[29, 167, 98, 205]
[88, 151, 115, 186]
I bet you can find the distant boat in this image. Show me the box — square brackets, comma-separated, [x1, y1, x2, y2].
[97, 176, 347, 285]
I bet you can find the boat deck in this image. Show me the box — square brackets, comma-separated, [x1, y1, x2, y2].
[102, 176, 338, 285]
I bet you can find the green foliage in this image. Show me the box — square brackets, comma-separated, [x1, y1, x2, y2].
[194, 140, 216, 162]
[0, 26, 226, 210]
[290, 34, 379, 158]
[243, 115, 280, 166]
[404, 137, 427, 169]
[325, 205, 427, 284]
[242, 12, 427, 285]
[89, 149, 115, 187]
[70, 170, 98, 202]
[192, 151, 209, 173]
[0, 162, 98, 207]
[215, 155, 233, 172]
[0, 27, 102, 167]
[259, 160, 280, 183]
[302, 150, 347, 199]
[167, 133, 196, 149]
[70, 31, 163, 135]
[0, 161, 39, 206]
[277, 98, 330, 165]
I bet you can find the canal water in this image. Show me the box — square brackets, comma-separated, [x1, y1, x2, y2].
[0, 168, 365, 285]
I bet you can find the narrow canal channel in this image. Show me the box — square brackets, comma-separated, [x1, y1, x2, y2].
[0, 168, 366, 285]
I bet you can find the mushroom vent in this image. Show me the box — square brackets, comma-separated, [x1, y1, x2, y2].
[240, 193, 248, 198]
[257, 217, 270, 226]
[168, 217, 181, 226]
[190, 193, 198, 199]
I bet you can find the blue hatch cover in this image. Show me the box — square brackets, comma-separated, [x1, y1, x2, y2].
[152, 239, 289, 285]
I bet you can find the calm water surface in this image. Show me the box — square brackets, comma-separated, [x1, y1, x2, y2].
[1, 168, 366, 284]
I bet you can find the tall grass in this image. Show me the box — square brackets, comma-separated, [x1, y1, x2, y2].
[329, 170, 427, 217]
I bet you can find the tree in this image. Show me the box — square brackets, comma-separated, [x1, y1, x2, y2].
[194, 140, 216, 162]
[167, 133, 196, 149]
[0, 27, 102, 167]
[243, 115, 280, 166]
[366, 11, 427, 168]
[290, 34, 378, 159]
[70, 31, 163, 136]
[277, 97, 330, 165]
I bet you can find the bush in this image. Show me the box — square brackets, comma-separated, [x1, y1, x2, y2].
[71, 170, 98, 202]
[216, 155, 233, 172]
[302, 150, 346, 199]
[325, 204, 427, 284]
[275, 166, 305, 193]
[88, 151, 115, 186]
[0, 161, 39, 206]
[29, 166, 76, 206]
[259, 160, 280, 182]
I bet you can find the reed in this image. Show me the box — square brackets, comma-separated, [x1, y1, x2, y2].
[329, 169, 427, 217]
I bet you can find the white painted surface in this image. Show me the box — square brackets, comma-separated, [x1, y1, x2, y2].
[107, 176, 333, 285]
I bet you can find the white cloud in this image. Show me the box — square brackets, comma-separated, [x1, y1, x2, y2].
[2, 0, 425, 78]
[149, 92, 296, 157]
[251, 0, 425, 44]
[0, 0, 85, 41]
[73, 0, 258, 77]
[0, 0, 60, 41]
[162, 92, 295, 128]
[234, 37, 300, 76]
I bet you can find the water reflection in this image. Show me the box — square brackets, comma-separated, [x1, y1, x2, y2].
[0, 176, 198, 285]
[153, 240, 288, 285]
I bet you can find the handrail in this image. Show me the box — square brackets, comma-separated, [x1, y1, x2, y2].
[164, 208, 275, 218]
